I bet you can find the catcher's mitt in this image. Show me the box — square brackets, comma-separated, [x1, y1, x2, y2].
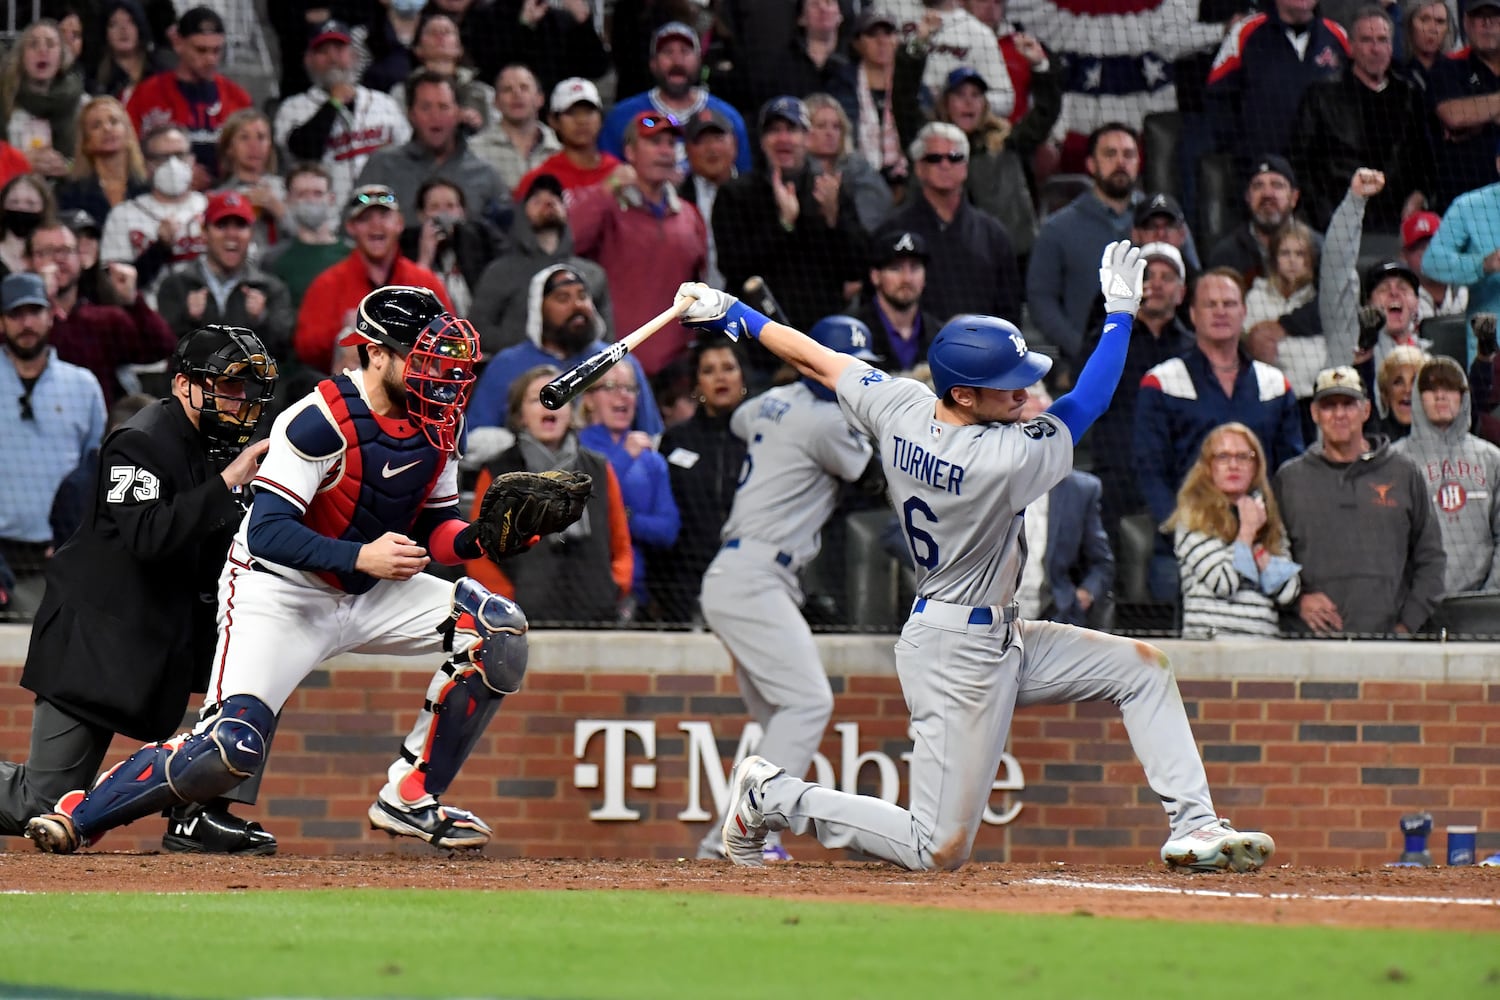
[474, 470, 592, 559]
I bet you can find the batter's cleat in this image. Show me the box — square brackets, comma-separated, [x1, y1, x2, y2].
[25, 790, 85, 854]
[721, 755, 785, 868]
[696, 836, 794, 863]
[162, 801, 278, 856]
[368, 798, 492, 849]
[1161, 819, 1275, 873]
[1481, 853, 1500, 867]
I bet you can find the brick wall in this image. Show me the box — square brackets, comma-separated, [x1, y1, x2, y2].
[1, 631, 1496, 868]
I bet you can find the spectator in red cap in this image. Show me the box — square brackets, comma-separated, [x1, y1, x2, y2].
[293, 184, 453, 374]
[156, 191, 295, 360]
[125, 6, 252, 190]
[274, 18, 411, 212]
[1402, 210, 1469, 321]
[570, 111, 708, 376]
[514, 77, 622, 200]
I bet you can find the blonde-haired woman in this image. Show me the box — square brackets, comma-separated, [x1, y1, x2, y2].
[0, 19, 86, 177]
[1373, 344, 1428, 442]
[803, 92, 892, 234]
[56, 95, 148, 225]
[213, 109, 286, 250]
[1167, 422, 1301, 637]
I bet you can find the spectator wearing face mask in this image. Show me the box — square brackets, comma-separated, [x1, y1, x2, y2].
[0, 174, 55, 278]
[98, 123, 206, 299]
[264, 163, 348, 312]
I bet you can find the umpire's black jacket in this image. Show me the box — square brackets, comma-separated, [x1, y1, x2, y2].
[21, 399, 244, 742]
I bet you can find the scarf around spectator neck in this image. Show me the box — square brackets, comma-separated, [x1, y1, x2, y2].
[13, 70, 82, 155]
[517, 429, 591, 541]
[856, 62, 901, 174]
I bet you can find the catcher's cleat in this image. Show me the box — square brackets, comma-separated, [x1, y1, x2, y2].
[368, 797, 492, 849]
[1161, 819, 1275, 873]
[721, 755, 785, 868]
[163, 801, 278, 856]
[25, 790, 86, 854]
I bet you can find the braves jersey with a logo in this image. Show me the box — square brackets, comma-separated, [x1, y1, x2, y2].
[99, 193, 207, 297]
[126, 72, 252, 171]
[721, 381, 872, 565]
[274, 87, 412, 207]
[836, 362, 1072, 607]
[883, 1, 1015, 118]
[236, 368, 459, 594]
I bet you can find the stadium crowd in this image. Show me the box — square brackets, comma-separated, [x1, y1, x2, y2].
[2, 0, 1500, 639]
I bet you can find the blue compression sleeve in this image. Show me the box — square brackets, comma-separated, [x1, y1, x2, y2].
[246, 491, 361, 573]
[689, 300, 772, 341]
[1047, 311, 1133, 440]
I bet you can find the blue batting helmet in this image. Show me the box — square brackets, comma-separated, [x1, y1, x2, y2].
[928, 315, 1051, 397]
[808, 315, 879, 362]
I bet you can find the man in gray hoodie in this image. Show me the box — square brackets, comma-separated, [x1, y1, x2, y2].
[1274, 365, 1446, 636]
[468, 173, 613, 356]
[1394, 356, 1500, 594]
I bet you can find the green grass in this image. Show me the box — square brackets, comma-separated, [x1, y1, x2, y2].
[0, 891, 1495, 1000]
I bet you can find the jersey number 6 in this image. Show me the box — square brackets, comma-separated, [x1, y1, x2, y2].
[902, 496, 939, 569]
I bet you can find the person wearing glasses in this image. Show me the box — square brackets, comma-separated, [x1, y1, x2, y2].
[24, 217, 174, 408]
[0, 272, 106, 616]
[1135, 268, 1304, 604]
[578, 350, 680, 616]
[293, 184, 454, 374]
[98, 123, 208, 298]
[570, 111, 707, 378]
[1165, 422, 1301, 638]
[882, 120, 1021, 324]
[1274, 366, 1444, 636]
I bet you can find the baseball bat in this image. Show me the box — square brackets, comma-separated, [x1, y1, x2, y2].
[539, 296, 695, 410]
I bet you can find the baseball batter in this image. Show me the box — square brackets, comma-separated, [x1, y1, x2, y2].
[696, 316, 879, 861]
[25, 286, 586, 855]
[673, 245, 1276, 873]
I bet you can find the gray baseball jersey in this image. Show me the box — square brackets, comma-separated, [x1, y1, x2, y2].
[739, 360, 1223, 871]
[834, 364, 1072, 606]
[721, 382, 873, 563]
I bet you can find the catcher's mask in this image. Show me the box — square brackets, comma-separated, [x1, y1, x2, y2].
[174, 325, 279, 466]
[403, 313, 481, 453]
[342, 286, 482, 453]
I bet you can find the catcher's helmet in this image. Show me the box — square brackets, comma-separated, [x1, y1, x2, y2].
[927, 315, 1051, 397]
[343, 286, 482, 453]
[341, 285, 447, 355]
[174, 325, 279, 465]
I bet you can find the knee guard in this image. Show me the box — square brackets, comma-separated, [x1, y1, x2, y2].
[70, 695, 273, 840]
[453, 577, 529, 694]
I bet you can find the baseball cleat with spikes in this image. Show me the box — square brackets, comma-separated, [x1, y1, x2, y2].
[1161, 819, 1275, 873]
[720, 755, 785, 868]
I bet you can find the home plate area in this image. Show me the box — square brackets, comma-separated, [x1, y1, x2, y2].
[0, 854, 1495, 931]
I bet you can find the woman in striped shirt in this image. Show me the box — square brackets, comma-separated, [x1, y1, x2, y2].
[1166, 422, 1302, 638]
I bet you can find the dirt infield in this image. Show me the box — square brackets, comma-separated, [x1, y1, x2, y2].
[1, 854, 1496, 931]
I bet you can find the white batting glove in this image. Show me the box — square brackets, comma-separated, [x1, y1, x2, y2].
[675, 282, 752, 340]
[1099, 240, 1146, 317]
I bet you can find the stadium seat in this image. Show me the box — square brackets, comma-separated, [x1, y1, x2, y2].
[1039, 174, 1091, 220]
[1195, 153, 1238, 249]
[1428, 592, 1500, 637]
[1141, 112, 1182, 199]
[1421, 314, 1469, 366]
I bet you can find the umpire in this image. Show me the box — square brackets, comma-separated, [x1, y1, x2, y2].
[0, 320, 281, 854]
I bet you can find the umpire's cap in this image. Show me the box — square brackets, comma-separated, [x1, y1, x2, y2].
[808, 315, 879, 362]
[928, 315, 1052, 397]
[340, 285, 446, 354]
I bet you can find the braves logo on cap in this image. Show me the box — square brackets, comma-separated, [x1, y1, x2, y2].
[894, 233, 917, 253]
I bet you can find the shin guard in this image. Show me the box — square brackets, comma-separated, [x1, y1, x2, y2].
[69, 695, 273, 841]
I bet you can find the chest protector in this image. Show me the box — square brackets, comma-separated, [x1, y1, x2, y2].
[303, 375, 445, 592]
